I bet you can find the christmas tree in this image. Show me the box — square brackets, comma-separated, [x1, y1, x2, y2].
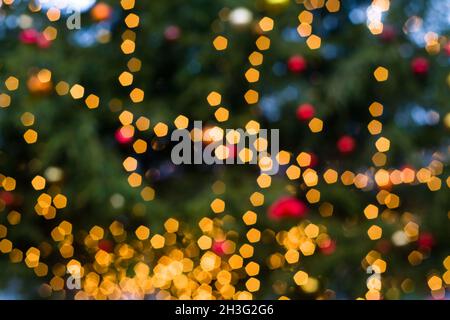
[0, 0, 448, 300]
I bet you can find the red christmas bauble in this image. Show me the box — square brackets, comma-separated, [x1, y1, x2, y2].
[376, 239, 392, 254]
[0, 191, 14, 206]
[445, 43, 450, 56]
[226, 144, 237, 159]
[380, 25, 396, 42]
[164, 25, 181, 41]
[287, 55, 307, 73]
[212, 241, 225, 256]
[296, 103, 315, 121]
[19, 29, 39, 44]
[37, 34, 52, 49]
[411, 57, 429, 75]
[418, 233, 435, 249]
[320, 240, 336, 255]
[115, 127, 133, 144]
[268, 196, 308, 220]
[98, 240, 113, 253]
[337, 135, 356, 154]
[308, 152, 318, 168]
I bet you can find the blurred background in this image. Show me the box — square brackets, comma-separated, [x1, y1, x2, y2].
[0, 0, 448, 300]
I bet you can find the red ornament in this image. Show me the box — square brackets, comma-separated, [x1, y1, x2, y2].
[115, 127, 133, 144]
[212, 241, 225, 256]
[320, 240, 336, 255]
[337, 135, 356, 154]
[0, 191, 14, 206]
[225, 145, 237, 159]
[411, 57, 429, 75]
[308, 152, 318, 168]
[287, 55, 307, 73]
[37, 34, 52, 49]
[296, 103, 315, 121]
[418, 233, 435, 249]
[376, 240, 392, 254]
[444, 43, 450, 56]
[164, 25, 181, 41]
[98, 240, 113, 253]
[268, 196, 308, 220]
[19, 29, 39, 44]
[380, 25, 396, 42]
